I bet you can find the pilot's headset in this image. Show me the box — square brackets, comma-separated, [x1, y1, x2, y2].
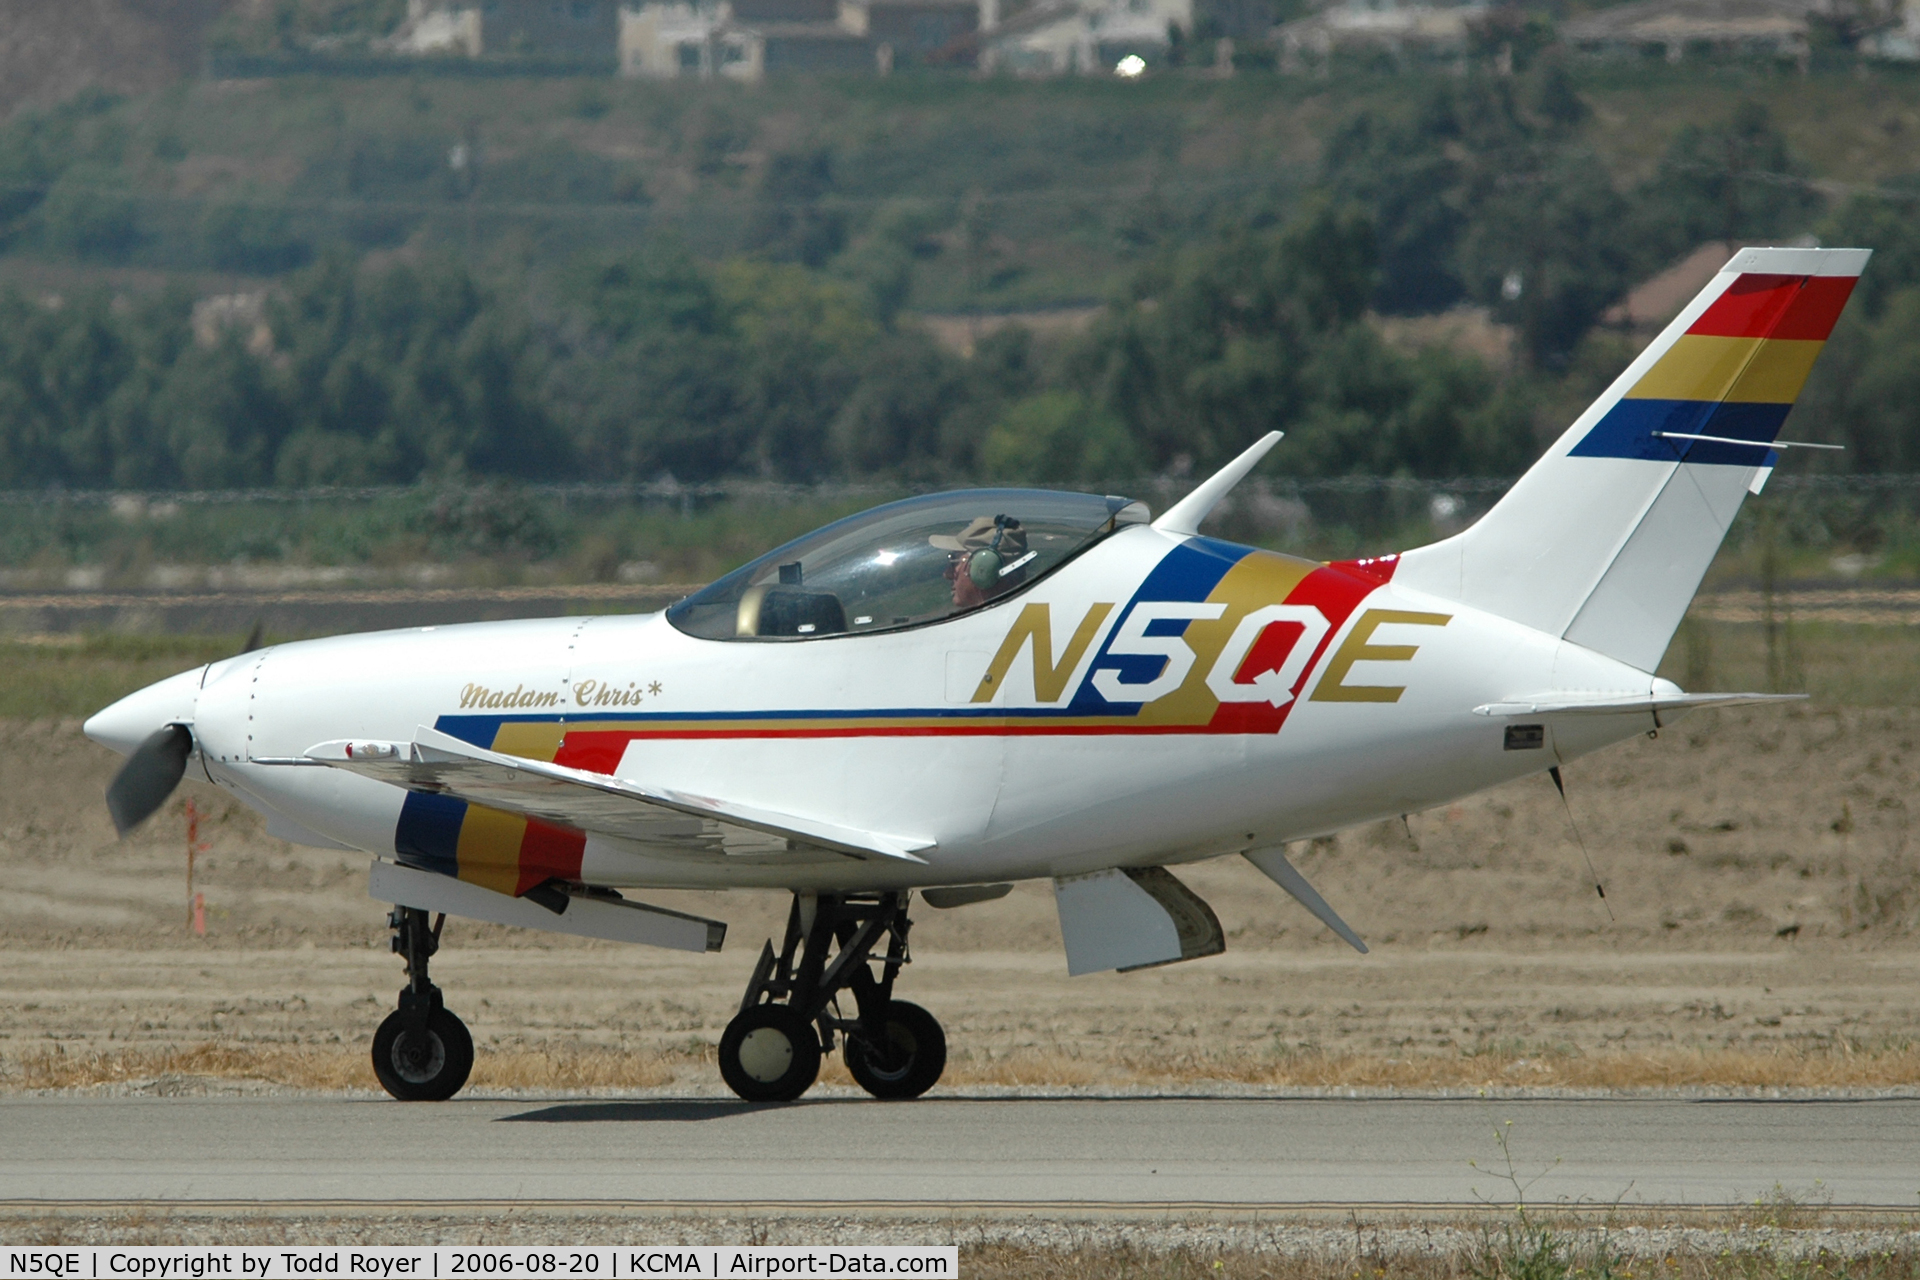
[968, 515, 1012, 590]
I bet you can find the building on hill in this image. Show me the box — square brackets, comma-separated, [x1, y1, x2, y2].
[619, 0, 882, 76]
[844, 0, 983, 65]
[619, 2, 731, 74]
[1272, 0, 1482, 70]
[978, 0, 1193, 72]
[1861, 0, 1920, 56]
[620, 0, 989, 74]
[1559, 0, 1812, 61]
[390, 1, 484, 56]
[390, 0, 620, 63]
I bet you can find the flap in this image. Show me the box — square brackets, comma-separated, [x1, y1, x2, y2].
[308, 726, 932, 865]
[1052, 866, 1224, 976]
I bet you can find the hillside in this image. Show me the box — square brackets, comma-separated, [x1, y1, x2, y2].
[0, 0, 229, 116]
[0, 64, 1914, 313]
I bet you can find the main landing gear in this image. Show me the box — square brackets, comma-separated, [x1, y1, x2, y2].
[372, 906, 474, 1101]
[719, 891, 945, 1103]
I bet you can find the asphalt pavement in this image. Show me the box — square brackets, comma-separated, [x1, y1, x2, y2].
[2, 1094, 1915, 1209]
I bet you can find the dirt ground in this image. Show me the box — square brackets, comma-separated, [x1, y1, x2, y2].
[4, 705, 1918, 1093]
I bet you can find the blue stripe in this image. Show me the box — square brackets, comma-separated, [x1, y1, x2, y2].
[1570, 399, 1790, 466]
[435, 705, 1141, 731]
[1067, 537, 1248, 714]
[395, 792, 465, 876]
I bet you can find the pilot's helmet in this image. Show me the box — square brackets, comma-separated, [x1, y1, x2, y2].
[930, 515, 1029, 591]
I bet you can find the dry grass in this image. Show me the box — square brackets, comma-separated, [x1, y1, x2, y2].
[5, 1042, 1915, 1094]
[961, 1242, 1920, 1279]
[0, 1043, 690, 1092]
[940, 1044, 1920, 1091]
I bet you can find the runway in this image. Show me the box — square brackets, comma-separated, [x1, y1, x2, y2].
[3, 1095, 1916, 1209]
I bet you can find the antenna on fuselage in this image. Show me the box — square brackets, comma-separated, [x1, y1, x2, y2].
[1151, 431, 1284, 539]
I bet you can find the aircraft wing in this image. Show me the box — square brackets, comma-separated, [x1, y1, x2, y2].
[1472, 691, 1806, 717]
[305, 726, 932, 865]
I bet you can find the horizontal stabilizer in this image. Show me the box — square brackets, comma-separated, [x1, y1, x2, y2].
[369, 859, 724, 952]
[1242, 847, 1368, 954]
[1473, 691, 1806, 718]
[310, 727, 932, 864]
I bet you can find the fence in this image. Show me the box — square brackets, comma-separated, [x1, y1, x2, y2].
[0, 473, 1914, 571]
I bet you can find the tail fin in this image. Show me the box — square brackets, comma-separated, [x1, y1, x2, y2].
[1395, 246, 1868, 674]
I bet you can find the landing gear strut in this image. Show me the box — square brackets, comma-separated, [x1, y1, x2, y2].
[719, 892, 945, 1103]
[372, 906, 474, 1101]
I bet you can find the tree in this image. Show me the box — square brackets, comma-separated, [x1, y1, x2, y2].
[1078, 200, 1377, 472]
[1457, 152, 1634, 369]
[1634, 101, 1823, 265]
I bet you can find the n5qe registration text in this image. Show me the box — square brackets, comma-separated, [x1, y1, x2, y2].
[2, 1248, 957, 1279]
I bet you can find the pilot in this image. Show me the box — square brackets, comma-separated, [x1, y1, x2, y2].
[931, 515, 1030, 609]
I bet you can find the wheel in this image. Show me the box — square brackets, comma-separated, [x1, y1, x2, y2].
[372, 1006, 474, 1101]
[845, 1000, 945, 1100]
[719, 1004, 822, 1102]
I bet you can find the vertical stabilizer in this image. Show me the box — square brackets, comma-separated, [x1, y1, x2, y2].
[1394, 247, 1868, 673]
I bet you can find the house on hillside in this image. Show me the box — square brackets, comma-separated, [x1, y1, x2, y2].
[845, 0, 983, 66]
[1560, 0, 1812, 62]
[389, 0, 620, 64]
[620, 0, 876, 75]
[978, 0, 1193, 73]
[390, 0, 484, 55]
[1272, 0, 1483, 70]
[620, 0, 988, 75]
[1862, 0, 1920, 56]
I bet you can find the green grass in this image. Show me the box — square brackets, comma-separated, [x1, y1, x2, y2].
[1659, 620, 1920, 707]
[0, 635, 249, 719]
[0, 488, 895, 586]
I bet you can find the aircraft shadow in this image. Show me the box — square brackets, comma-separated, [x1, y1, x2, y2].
[496, 1092, 1897, 1124]
[497, 1095, 1188, 1123]
[500, 1099, 858, 1123]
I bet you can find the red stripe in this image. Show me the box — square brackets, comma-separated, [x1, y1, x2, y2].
[1204, 562, 1381, 734]
[1771, 275, 1857, 341]
[563, 723, 1270, 744]
[554, 733, 626, 774]
[515, 819, 586, 895]
[1328, 553, 1399, 585]
[1689, 274, 1856, 341]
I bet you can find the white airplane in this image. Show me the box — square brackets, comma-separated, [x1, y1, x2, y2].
[85, 247, 1865, 1104]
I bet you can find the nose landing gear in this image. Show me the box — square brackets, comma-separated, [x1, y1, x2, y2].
[719, 891, 945, 1103]
[372, 906, 474, 1101]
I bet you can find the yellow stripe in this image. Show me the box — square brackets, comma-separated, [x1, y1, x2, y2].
[490, 721, 566, 761]
[456, 804, 528, 895]
[1628, 335, 1825, 404]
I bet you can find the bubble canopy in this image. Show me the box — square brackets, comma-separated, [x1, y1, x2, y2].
[667, 489, 1150, 642]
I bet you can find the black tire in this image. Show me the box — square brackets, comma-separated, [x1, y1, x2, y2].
[372, 1006, 474, 1101]
[845, 1000, 945, 1100]
[719, 1004, 822, 1103]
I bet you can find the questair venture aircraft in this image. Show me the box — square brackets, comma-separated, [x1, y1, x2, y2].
[86, 246, 1865, 1103]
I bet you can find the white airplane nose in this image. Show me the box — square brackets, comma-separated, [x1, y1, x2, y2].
[83, 667, 206, 756]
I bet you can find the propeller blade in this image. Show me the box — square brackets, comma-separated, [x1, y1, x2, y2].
[240, 619, 265, 654]
[106, 724, 193, 837]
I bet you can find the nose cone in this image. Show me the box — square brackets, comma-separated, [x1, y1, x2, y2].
[84, 666, 206, 755]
